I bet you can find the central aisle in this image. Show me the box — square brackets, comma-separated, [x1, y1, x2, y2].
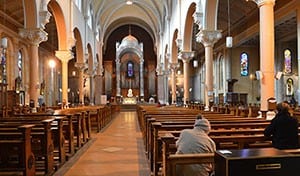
[61, 111, 151, 176]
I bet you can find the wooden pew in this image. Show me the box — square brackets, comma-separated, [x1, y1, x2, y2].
[10, 113, 67, 167]
[0, 124, 36, 176]
[161, 133, 214, 176]
[0, 117, 55, 175]
[150, 121, 271, 176]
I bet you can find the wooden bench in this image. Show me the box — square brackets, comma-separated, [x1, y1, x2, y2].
[0, 124, 36, 176]
[150, 121, 271, 176]
[11, 114, 67, 166]
[0, 117, 56, 175]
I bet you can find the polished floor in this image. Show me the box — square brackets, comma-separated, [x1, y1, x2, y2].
[55, 111, 151, 176]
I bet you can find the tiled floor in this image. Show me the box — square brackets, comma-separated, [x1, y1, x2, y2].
[55, 111, 151, 176]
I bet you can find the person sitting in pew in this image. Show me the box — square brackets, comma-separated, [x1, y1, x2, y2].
[264, 102, 299, 149]
[176, 115, 216, 176]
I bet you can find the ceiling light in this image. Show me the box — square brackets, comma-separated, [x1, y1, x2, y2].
[126, 0, 133, 5]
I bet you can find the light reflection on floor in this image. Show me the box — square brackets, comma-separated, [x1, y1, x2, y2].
[61, 111, 151, 176]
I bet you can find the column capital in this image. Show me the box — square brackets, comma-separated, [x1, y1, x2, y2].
[39, 10, 52, 29]
[156, 63, 164, 76]
[87, 69, 96, 77]
[196, 30, 222, 47]
[179, 51, 195, 63]
[168, 62, 180, 71]
[75, 62, 88, 71]
[55, 50, 74, 63]
[68, 36, 76, 49]
[193, 11, 203, 30]
[247, 0, 275, 7]
[19, 28, 48, 46]
[96, 66, 104, 76]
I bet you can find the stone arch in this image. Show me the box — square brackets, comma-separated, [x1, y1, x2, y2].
[115, 34, 144, 98]
[48, 1, 68, 50]
[204, 0, 218, 30]
[182, 3, 196, 51]
[73, 28, 84, 63]
[116, 35, 143, 60]
[23, 0, 38, 27]
[171, 29, 178, 63]
[87, 43, 93, 72]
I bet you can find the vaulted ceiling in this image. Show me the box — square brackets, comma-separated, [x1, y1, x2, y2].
[0, 0, 297, 54]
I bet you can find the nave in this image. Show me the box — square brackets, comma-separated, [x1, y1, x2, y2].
[55, 111, 151, 176]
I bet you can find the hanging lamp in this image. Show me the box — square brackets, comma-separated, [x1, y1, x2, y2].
[226, 0, 233, 48]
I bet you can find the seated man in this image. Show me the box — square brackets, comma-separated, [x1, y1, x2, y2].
[176, 115, 216, 176]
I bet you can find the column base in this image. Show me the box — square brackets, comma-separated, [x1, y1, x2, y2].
[204, 106, 210, 111]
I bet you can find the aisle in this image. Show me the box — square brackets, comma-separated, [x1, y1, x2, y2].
[58, 111, 151, 176]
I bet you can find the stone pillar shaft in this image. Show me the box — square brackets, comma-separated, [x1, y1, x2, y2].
[19, 28, 48, 107]
[116, 59, 121, 96]
[140, 60, 144, 98]
[169, 63, 179, 104]
[55, 50, 73, 108]
[179, 51, 194, 105]
[74, 62, 87, 105]
[256, 0, 276, 111]
[197, 30, 222, 110]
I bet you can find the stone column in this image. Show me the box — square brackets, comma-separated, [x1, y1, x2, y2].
[19, 28, 47, 108]
[75, 62, 87, 105]
[156, 63, 165, 103]
[252, 0, 276, 111]
[95, 41, 104, 105]
[94, 65, 104, 105]
[140, 58, 145, 99]
[55, 50, 73, 108]
[115, 58, 121, 97]
[179, 51, 194, 105]
[88, 69, 95, 105]
[297, 7, 300, 103]
[163, 69, 170, 105]
[168, 62, 180, 104]
[197, 30, 222, 110]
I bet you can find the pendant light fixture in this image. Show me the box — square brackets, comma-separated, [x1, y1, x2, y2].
[126, 0, 133, 5]
[226, 0, 233, 48]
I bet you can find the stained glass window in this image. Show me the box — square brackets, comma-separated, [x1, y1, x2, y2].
[0, 37, 7, 83]
[127, 61, 134, 78]
[18, 50, 22, 78]
[284, 49, 292, 74]
[240, 52, 248, 76]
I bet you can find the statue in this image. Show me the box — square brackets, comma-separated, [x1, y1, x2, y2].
[127, 88, 133, 97]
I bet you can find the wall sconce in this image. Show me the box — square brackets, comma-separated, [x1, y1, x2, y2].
[226, 36, 233, 48]
[72, 71, 76, 76]
[1, 38, 7, 49]
[193, 60, 198, 68]
[255, 71, 263, 80]
[48, 59, 56, 68]
[275, 71, 283, 80]
[249, 73, 256, 80]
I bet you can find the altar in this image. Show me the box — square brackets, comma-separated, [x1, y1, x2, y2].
[123, 97, 137, 104]
[122, 89, 137, 104]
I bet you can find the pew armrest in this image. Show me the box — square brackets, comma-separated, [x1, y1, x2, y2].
[169, 153, 215, 164]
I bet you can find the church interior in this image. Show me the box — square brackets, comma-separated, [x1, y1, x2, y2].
[0, 0, 300, 175]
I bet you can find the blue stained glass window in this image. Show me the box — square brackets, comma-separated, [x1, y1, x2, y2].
[127, 61, 134, 78]
[18, 50, 22, 79]
[240, 52, 248, 76]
